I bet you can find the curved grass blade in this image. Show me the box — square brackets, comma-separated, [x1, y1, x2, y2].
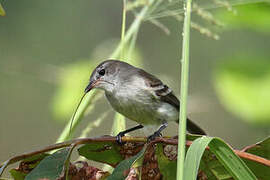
[184, 136, 257, 180]
[184, 136, 213, 180]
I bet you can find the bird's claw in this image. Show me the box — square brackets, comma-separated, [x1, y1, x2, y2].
[147, 131, 162, 142]
[116, 132, 126, 145]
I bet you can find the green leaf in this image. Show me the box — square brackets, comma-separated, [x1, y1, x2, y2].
[156, 144, 177, 180]
[184, 136, 213, 180]
[184, 137, 257, 180]
[9, 169, 26, 180]
[199, 150, 232, 180]
[214, 56, 270, 125]
[243, 137, 270, 159]
[209, 138, 257, 180]
[78, 142, 123, 167]
[9, 153, 48, 180]
[25, 148, 69, 180]
[241, 137, 270, 179]
[0, 3, 5, 16]
[107, 146, 146, 180]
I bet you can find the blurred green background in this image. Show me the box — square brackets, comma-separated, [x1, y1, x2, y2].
[1, 0, 270, 163]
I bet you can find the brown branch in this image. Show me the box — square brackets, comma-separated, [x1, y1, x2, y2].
[1, 136, 269, 177]
[0, 136, 146, 176]
[234, 150, 270, 167]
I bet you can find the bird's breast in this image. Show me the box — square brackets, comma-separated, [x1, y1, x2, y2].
[105, 86, 178, 125]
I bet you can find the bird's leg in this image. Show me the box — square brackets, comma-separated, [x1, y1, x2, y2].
[147, 121, 168, 142]
[116, 124, 144, 144]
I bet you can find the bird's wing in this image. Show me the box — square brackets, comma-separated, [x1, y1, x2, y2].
[137, 68, 179, 109]
[137, 68, 206, 135]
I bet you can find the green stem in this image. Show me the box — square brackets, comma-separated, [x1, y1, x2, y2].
[177, 0, 192, 179]
[111, 0, 128, 136]
[120, 0, 127, 59]
[110, 0, 155, 59]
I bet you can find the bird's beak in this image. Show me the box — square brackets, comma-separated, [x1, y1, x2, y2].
[84, 80, 97, 93]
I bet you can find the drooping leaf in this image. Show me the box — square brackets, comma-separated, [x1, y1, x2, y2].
[184, 136, 213, 180]
[25, 148, 70, 180]
[208, 138, 257, 180]
[199, 150, 232, 180]
[78, 142, 123, 167]
[107, 146, 146, 180]
[184, 137, 257, 180]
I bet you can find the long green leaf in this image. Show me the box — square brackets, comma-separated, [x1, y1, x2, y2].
[209, 138, 257, 180]
[184, 137, 257, 180]
[184, 136, 213, 179]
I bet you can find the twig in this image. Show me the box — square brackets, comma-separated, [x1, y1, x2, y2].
[1, 136, 269, 177]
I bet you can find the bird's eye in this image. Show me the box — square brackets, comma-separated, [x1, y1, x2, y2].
[98, 69, 105, 76]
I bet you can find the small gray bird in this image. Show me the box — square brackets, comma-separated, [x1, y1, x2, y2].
[85, 59, 205, 143]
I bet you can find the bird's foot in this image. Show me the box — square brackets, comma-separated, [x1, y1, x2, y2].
[116, 132, 126, 145]
[147, 131, 162, 142]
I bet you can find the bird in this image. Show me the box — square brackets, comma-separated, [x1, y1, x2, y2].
[84, 59, 206, 143]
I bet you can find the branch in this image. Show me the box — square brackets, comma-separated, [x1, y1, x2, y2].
[1, 136, 269, 177]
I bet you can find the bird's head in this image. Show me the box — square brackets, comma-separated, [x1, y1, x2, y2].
[85, 60, 126, 93]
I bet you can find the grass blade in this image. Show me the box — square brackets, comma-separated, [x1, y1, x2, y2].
[184, 136, 213, 179]
[184, 136, 257, 180]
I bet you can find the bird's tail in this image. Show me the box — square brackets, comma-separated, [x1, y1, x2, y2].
[176, 118, 206, 135]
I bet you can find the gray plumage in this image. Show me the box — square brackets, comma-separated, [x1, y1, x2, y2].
[85, 60, 206, 137]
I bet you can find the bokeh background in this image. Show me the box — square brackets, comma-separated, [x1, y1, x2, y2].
[1, 0, 270, 164]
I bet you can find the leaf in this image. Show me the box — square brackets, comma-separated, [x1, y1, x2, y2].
[9, 169, 26, 180]
[184, 137, 257, 180]
[0, 3, 5, 16]
[9, 153, 48, 180]
[242, 136, 270, 159]
[78, 142, 123, 167]
[209, 138, 257, 180]
[107, 146, 146, 180]
[25, 148, 69, 180]
[199, 150, 232, 180]
[214, 56, 270, 125]
[156, 144, 177, 180]
[241, 137, 270, 179]
[184, 136, 213, 180]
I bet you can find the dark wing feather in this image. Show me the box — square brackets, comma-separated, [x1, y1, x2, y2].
[137, 68, 206, 135]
